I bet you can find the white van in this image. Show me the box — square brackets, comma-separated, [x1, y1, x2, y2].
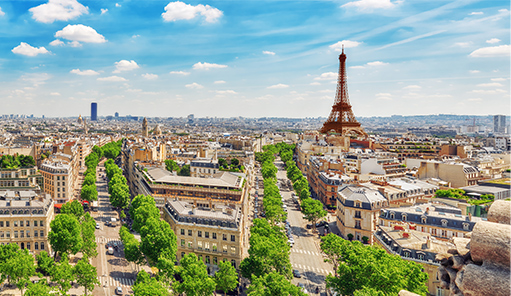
[108, 247, 114, 255]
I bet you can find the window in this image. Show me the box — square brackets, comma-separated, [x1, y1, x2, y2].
[463, 223, 469, 230]
[417, 253, 425, 261]
[5, 221, 8, 227]
[402, 214, 407, 222]
[198, 241, 203, 250]
[355, 220, 361, 229]
[441, 220, 448, 227]
[14, 221, 18, 227]
[20, 221, 24, 227]
[40, 242, 44, 250]
[213, 257, 218, 265]
[205, 256, 210, 264]
[40, 230, 44, 237]
[0, 232, 3, 238]
[205, 242, 210, 251]
[223, 245, 227, 253]
[34, 231, 38, 237]
[223, 234, 227, 241]
[187, 241, 193, 248]
[205, 232, 209, 238]
[180, 229, 185, 235]
[34, 221, 37, 227]
[34, 242, 38, 250]
[403, 251, 410, 258]
[188, 230, 192, 236]
[181, 239, 185, 246]
[40, 221, 44, 227]
[212, 233, 217, 239]
[198, 231, 202, 237]
[231, 235, 235, 242]
[14, 231, 18, 238]
[230, 246, 236, 254]
[57, 176, 60, 181]
[0, 222, 3, 227]
[6, 232, 9, 238]
[212, 243, 217, 252]
[27, 242, 30, 250]
[26, 231, 30, 238]
[181, 252, 185, 259]
[355, 210, 361, 218]
[62, 176, 65, 180]
[26, 221, 29, 227]
[231, 260, 236, 268]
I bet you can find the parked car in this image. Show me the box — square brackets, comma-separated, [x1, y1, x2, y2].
[115, 286, 123, 295]
[95, 223, 100, 229]
[316, 221, 328, 228]
[292, 270, 301, 278]
[306, 224, 313, 229]
[107, 247, 114, 255]
[297, 283, 308, 294]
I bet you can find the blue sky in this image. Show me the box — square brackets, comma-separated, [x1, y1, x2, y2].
[0, 0, 509, 118]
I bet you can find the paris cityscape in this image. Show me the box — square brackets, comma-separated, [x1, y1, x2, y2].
[0, 1, 509, 296]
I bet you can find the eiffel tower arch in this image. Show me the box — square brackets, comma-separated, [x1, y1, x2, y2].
[319, 47, 367, 137]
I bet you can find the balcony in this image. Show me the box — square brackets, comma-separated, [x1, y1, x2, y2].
[354, 225, 362, 229]
[354, 213, 362, 219]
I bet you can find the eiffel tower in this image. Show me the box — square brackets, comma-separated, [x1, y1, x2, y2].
[319, 46, 367, 136]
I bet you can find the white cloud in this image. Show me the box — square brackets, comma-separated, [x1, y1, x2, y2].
[262, 51, 275, 56]
[214, 80, 226, 84]
[469, 70, 480, 74]
[471, 89, 507, 94]
[376, 93, 392, 96]
[329, 40, 361, 51]
[349, 65, 366, 69]
[453, 42, 471, 48]
[70, 69, 99, 76]
[491, 78, 506, 82]
[51, 92, 61, 96]
[55, 24, 107, 43]
[0, 7, 5, 16]
[403, 85, 421, 90]
[342, 0, 398, 11]
[470, 45, 510, 57]
[170, 71, 190, 75]
[185, 82, 204, 89]
[366, 61, 388, 66]
[192, 62, 227, 70]
[216, 90, 237, 95]
[68, 40, 82, 47]
[469, 11, 483, 15]
[267, 83, 289, 89]
[115, 3, 121, 7]
[486, 38, 501, 44]
[97, 76, 127, 82]
[477, 82, 503, 87]
[49, 39, 64, 46]
[467, 98, 482, 102]
[113, 60, 139, 73]
[314, 72, 337, 81]
[12, 42, 50, 57]
[29, 0, 88, 23]
[142, 73, 158, 80]
[310, 82, 321, 86]
[101, 8, 108, 14]
[162, 1, 223, 23]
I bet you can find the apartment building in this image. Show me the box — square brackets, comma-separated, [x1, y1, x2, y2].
[0, 166, 43, 193]
[0, 190, 54, 255]
[163, 200, 243, 273]
[190, 158, 219, 177]
[336, 185, 388, 244]
[39, 153, 77, 204]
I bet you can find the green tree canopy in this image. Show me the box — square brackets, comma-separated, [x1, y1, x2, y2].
[36, 251, 54, 276]
[164, 159, 180, 173]
[5, 248, 36, 296]
[132, 270, 169, 296]
[81, 184, 98, 202]
[178, 164, 191, 176]
[82, 174, 96, 187]
[301, 198, 327, 230]
[25, 279, 53, 296]
[60, 200, 84, 221]
[81, 213, 98, 258]
[73, 255, 100, 296]
[50, 253, 75, 295]
[215, 260, 238, 296]
[139, 217, 177, 265]
[48, 214, 83, 258]
[174, 253, 216, 296]
[119, 226, 144, 264]
[248, 271, 304, 296]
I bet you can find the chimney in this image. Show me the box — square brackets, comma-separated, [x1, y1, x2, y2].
[426, 236, 431, 249]
[425, 207, 429, 215]
[192, 205, 196, 215]
[468, 212, 472, 221]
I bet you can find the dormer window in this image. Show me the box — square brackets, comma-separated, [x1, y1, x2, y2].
[441, 219, 448, 227]
[390, 212, 395, 219]
[402, 214, 407, 222]
[462, 223, 469, 230]
[421, 216, 427, 224]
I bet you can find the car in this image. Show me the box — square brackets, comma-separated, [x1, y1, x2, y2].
[108, 247, 114, 255]
[95, 223, 100, 229]
[306, 224, 313, 229]
[316, 221, 328, 228]
[293, 270, 301, 278]
[115, 286, 123, 295]
[283, 205, 287, 211]
[260, 212, 266, 218]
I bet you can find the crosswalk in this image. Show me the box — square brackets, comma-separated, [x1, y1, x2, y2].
[98, 276, 134, 288]
[290, 248, 322, 256]
[96, 237, 122, 245]
[291, 263, 331, 275]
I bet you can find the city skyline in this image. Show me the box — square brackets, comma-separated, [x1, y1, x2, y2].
[0, 0, 509, 118]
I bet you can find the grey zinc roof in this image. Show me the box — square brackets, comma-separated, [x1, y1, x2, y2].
[340, 185, 387, 204]
[146, 167, 242, 189]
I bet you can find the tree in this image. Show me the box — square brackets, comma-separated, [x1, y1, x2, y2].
[18, 155, 36, 167]
[119, 226, 144, 264]
[218, 158, 228, 168]
[92, 145, 103, 160]
[81, 213, 98, 258]
[60, 200, 84, 221]
[178, 164, 191, 176]
[110, 182, 130, 209]
[132, 199, 160, 233]
[325, 241, 429, 296]
[164, 159, 180, 173]
[50, 254, 75, 295]
[25, 279, 53, 296]
[81, 184, 98, 202]
[82, 174, 96, 187]
[5, 248, 36, 296]
[139, 217, 177, 265]
[36, 251, 54, 276]
[48, 214, 83, 258]
[231, 158, 240, 167]
[293, 178, 308, 196]
[132, 270, 169, 296]
[280, 151, 293, 164]
[320, 233, 347, 276]
[261, 163, 277, 180]
[248, 271, 304, 296]
[73, 255, 100, 296]
[299, 188, 310, 200]
[0, 243, 20, 283]
[215, 260, 238, 296]
[174, 253, 216, 296]
[301, 198, 327, 231]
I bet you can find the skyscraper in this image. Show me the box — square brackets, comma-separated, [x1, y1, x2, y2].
[91, 102, 97, 121]
[494, 115, 506, 133]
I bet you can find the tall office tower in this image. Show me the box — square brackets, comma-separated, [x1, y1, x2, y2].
[494, 115, 506, 133]
[91, 102, 98, 121]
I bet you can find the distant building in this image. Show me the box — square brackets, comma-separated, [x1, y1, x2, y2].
[91, 102, 97, 121]
[188, 114, 194, 124]
[190, 158, 219, 178]
[115, 112, 119, 118]
[494, 115, 506, 133]
[142, 117, 148, 137]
